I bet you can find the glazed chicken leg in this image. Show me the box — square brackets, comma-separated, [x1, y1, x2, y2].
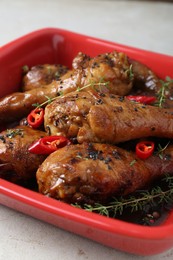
[0, 51, 136, 123]
[0, 63, 69, 123]
[0, 82, 60, 123]
[0, 126, 47, 182]
[36, 142, 173, 204]
[22, 64, 69, 91]
[44, 91, 173, 144]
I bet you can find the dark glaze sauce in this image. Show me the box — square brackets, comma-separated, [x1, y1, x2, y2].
[1, 123, 173, 227]
[114, 178, 173, 226]
[11, 174, 172, 227]
[1, 58, 173, 227]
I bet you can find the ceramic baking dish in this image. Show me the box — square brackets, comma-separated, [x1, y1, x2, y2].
[0, 28, 173, 256]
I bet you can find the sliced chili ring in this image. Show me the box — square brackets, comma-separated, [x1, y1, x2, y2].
[28, 135, 71, 154]
[136, 141, 155, 160]
[27, 108, 44, 128]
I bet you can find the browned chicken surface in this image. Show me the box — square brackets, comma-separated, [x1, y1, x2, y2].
[36, 142, 173, 204]
[130, 60, 173, 109]
[0, 51, 156, 123]
[130, 60, 162, 94]
[0, 81, 60, 123]
[44, 90, 173, 144]
[0, 126, 47, 182]
[0, 49, 173, 218]
[59, 51, 133, 95]
[22, 64, 69, 91]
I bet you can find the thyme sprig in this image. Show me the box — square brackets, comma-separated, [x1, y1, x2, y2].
[76, 78, 110, 93]
[72, 175, 173, 218]
[156, 76, 173, 108]
[32, 95, 56, 108]
[125, 64, 134, 81]
[156, 142, 170, 159]
[32, 80, 110, 109]
[6, 129, 24, 138]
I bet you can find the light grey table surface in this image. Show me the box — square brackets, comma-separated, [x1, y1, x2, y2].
[0, 1, 173, 259]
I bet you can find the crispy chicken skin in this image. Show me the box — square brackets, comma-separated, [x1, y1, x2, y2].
[59, 51, 133, 95]
[1, 50, 173, 208]
[130, 60, 162, 94]
[0, 126, 47, 181]
[0, 82, 60, 123]
[0, 51, 135, 123]
[22, 64, 69, 91]
[36, 142, 173, 204]
[44, 91, 173, 144]
[129, 60, 173, 109]
[0, 50, 169, 124]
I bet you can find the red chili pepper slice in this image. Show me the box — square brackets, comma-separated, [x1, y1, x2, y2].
[136, 141, 155, 160]
[27, 108, 44, 128]
[126, 95, 156, 105]
[28, 135, 71, 154]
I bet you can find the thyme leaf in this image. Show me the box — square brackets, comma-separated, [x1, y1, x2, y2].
[6, 129, 24, 138]
[76, 79, 110, 93]
[156, 142, 170, 159]
[130, 159, 137, 166]
[155, 76, 173, 108]
[32, 80, 110, 109]
[72, 175, 173, 218]
[22, 65, 29, 74]
[125, 64, 134, 81]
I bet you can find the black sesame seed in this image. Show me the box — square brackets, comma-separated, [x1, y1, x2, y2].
[104, 156, 112, 164]
[99, 93, 106, 97]
[0, 135, 6, 143]
[96, 99, 104, 105]
[112, 150, 121, 159]
[119, 96, 124, 102]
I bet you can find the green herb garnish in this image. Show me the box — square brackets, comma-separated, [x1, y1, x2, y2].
[72, 175, 173, 218]
[6, 129, 24, 138]
[155, 76, 173, 108]
[156, 142, 170, 159]
[32, 80, 110, 109]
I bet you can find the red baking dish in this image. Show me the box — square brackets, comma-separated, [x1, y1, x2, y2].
[0, 28, 173, 256]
